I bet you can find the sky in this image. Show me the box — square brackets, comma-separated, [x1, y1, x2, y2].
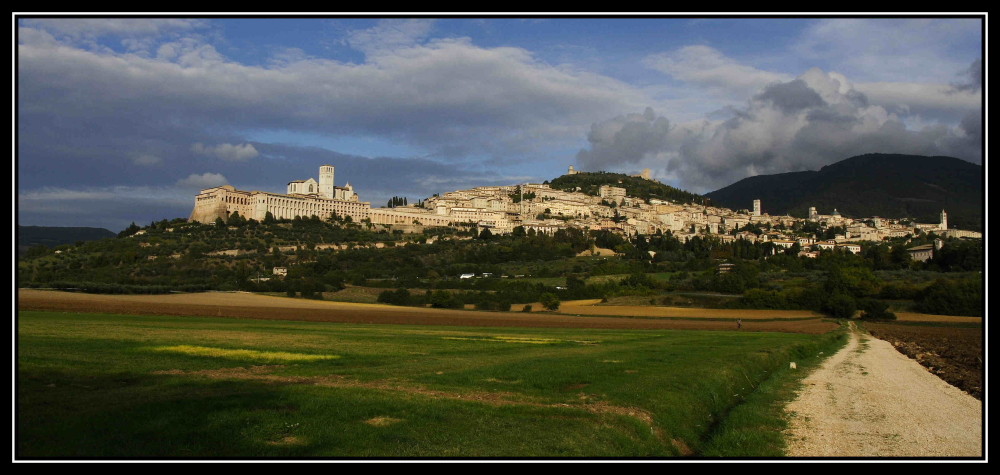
[15, 15, 985, 232]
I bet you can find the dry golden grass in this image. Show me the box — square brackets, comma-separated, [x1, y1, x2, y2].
[17, 289, 840, 333]
[149, 345, 340, 363]
[576, 247, 617, 257]
[557, 300, 819, 320]
[441, 336, 599, 345]
[892, 312, 982, 323]
[363, 417, 404, 427]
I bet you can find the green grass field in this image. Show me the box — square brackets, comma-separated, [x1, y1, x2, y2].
[16, 310, 845, 458]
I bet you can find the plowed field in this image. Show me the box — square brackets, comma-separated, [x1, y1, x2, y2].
[864, 322, 983, 399]
[17, 289, 839, 333]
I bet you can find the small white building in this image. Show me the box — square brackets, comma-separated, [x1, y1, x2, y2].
[838, 243, 862, 254]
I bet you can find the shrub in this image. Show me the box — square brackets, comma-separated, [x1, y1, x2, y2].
[915, 278, 983, 317]
[736, 289, 789, 310]
[378, 288, 412, 306]
[877, 282, 921, 300]
[858, 299, 896, 321]
[822, 293, 857, 319]
[430, 290, 463, 309]
[540, 292, 560, 311]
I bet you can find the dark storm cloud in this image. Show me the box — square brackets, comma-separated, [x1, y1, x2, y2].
[753, 79, 827, 114]
[576, 68, 982, 193]
[951, 59, 982, 93]
[17, 23, 642, 167]
[16, 19, 644, 229]
[576, 108, 671, 169]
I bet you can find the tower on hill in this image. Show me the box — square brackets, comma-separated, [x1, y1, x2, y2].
[319, 165, 335, 199]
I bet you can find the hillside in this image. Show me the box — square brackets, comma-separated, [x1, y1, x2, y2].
[704, 154, 983, 231]
[548, 171, 705, 205]
[18, 225, 117, 256]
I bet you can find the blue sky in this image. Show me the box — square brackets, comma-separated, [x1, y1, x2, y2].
[16, 15, 984, 231]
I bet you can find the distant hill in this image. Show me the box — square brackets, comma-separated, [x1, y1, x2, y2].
[18, 225, 116, 256]
[704, 153, 983, 231]
[548, 171, 705, 205]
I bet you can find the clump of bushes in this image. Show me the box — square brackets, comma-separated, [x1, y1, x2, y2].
[39, 281, 211, 294]
[858, 299, 897, 321]
[914, 278, 983, 317]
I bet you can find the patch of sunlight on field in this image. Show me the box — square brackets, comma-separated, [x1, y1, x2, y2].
[441, 336, 600, 345]
[148, 345, 340, 363]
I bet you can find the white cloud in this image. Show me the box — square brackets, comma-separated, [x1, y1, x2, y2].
[18, 187, 116, 202]
[345, 18, 436, 56]
[644, 45, 791, 101]
[854, 80, 981, 124]
[132, 154, 162, 166]
[191, 143, 259, 162]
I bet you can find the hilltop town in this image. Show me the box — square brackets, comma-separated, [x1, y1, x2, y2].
[189, 164, 982, 260]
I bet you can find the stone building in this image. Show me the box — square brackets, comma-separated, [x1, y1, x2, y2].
[598, 185, 627, 204]
[189, 165, 370, 224]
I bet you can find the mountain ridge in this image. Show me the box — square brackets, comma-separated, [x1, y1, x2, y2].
[704, 153, 983, 230]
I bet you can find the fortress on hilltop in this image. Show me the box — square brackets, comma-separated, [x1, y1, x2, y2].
[189, 165, 370, 224]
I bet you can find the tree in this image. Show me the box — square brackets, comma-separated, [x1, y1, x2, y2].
[430, 290, 463, 309]
[822, 293, 857, 319]
[540, 292, 560, 311]
[823, 266, 879, 298]
[118, 222, 142, 238]
[227, 211, 246, 227]
[915, 278, 983, 317]
[378, 288, 412, 306]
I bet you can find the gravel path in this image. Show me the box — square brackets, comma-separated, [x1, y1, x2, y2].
[784, 324, 983, 458]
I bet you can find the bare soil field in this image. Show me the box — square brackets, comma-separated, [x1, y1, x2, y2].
[864, 322, 983, 400]
[16, 289, 839, 333]
[891, 312, 985, 324]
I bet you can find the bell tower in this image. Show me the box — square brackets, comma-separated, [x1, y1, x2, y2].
[319, 165, 335, 199]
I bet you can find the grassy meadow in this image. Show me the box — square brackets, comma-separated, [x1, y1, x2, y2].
[16, 310, 845, 458]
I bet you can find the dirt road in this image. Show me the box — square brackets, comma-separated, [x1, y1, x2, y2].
[783, 324, 983, 458]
